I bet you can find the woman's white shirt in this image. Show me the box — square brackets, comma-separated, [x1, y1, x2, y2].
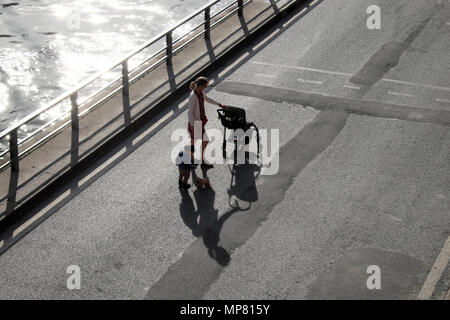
[188, 90, 220, 126]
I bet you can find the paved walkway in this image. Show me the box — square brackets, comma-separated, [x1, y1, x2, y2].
[0, 0, 449, 299]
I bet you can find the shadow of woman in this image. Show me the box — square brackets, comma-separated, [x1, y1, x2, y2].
[178, 187, 237, 266]
[177, 153, 261, 266]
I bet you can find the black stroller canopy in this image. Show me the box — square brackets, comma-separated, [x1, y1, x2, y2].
[217, 106, 260, 161]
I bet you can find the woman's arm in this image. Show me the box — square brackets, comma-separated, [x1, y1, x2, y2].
[203, 93, 226, 108]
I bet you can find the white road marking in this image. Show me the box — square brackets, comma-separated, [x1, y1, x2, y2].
[251, 61, 353, 77]
[255, 73, 277, 78]
[381, 78, 450, 92]
[251, 61, 450, 92]
[446, 22, 450, 26]
[297, 78, 323, 85]
[343, 84, 361, 90]
[389, 214, 403, 222]
[417, 236, 450, 300]
[436, 98, 450, 104]
[388, 91, 415, 98]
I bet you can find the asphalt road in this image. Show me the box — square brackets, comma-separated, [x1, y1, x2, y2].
[0, 0, 449, 299]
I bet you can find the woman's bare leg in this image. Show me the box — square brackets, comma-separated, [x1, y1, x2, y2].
[182, 171, 190, 184]
[190, 139, 196, 163]
[202, 140, 209, 163]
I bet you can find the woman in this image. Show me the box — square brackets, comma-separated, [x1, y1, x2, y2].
[188, 76, 226, 168]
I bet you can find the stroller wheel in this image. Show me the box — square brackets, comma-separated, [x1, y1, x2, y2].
[233, 140, 238, 164]
[222, 141, 227, 159]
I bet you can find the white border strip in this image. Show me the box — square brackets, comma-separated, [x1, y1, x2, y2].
[251, 61, 352, 77]
[417, 236, 450, 300]
[343, 84, 361, 90]
[297, 78, 323, 85]
[388, 91, 414, 98]
[436, 98, 450, 104]
[255, 73, 277, 78]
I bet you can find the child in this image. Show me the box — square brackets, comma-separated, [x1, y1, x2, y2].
[176, 145, 197, 189]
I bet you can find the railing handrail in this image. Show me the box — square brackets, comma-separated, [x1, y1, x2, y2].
[0, 0, 225, 140]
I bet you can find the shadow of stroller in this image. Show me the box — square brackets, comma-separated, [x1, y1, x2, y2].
[227, 151, 261, 210]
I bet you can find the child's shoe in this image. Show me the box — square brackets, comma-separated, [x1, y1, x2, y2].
[181, 183, 191, 190]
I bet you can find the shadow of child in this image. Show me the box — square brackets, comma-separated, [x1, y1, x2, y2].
[178, 188, 199, 235]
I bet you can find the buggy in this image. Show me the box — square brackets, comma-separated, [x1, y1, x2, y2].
[217, 106, 260, 162]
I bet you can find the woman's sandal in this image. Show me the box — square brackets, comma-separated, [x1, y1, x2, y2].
[179, 179, 191, 189]
[181, 183, 191, 190]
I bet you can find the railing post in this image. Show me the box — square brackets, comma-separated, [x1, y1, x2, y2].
[205, 7, 211, 40]
[6, 128, 19, 213]
[121, 61, 131, 126]
[9, 129, 19, 172]
[166, 32, 173, 66]
[70, 93, 79, 166]
[238, 0, 244, 17]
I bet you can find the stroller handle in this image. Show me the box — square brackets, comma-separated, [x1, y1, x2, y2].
[217, 108, 225, 118]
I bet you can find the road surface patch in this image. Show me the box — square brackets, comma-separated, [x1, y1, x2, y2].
[217, 81, 450, 127]
[306, 247, 427, 299]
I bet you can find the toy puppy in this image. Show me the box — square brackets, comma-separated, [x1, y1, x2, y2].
[196, 177, 212, 190]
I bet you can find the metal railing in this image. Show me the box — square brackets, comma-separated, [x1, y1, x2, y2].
[0, 0, 252, 172]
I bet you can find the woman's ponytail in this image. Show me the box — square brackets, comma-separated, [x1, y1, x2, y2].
[189, 76, 209, 91]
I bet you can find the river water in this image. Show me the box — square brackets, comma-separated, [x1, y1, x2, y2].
[0, 0, 232, 139]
